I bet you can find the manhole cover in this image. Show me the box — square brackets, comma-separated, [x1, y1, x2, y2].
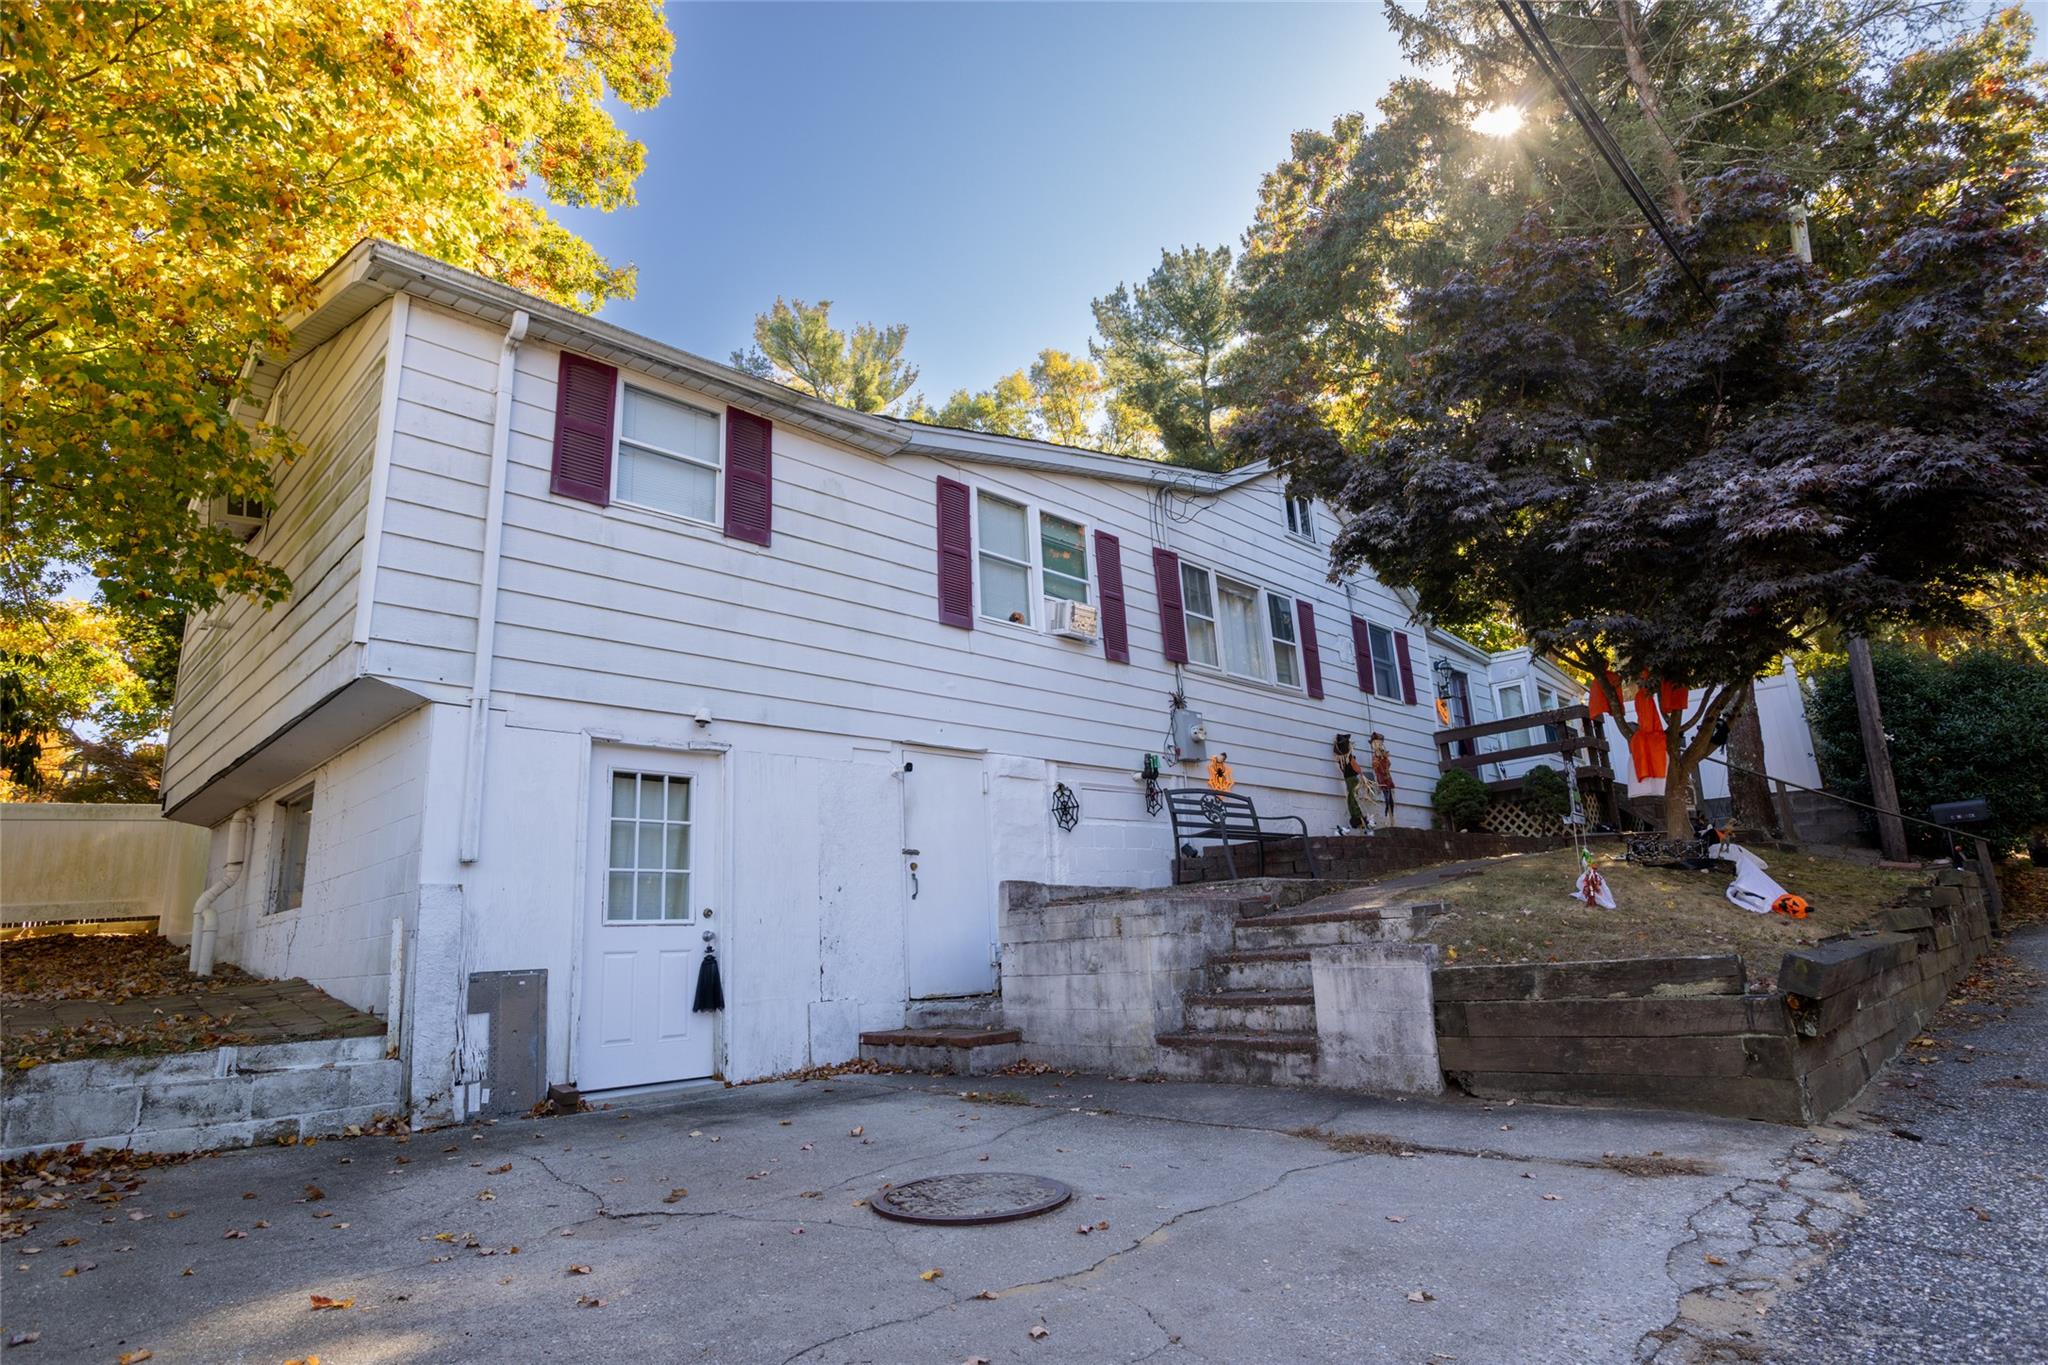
[870, 1173, 1074, 1226]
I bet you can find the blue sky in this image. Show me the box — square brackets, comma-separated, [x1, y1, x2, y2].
[555, 2, 1403, 403]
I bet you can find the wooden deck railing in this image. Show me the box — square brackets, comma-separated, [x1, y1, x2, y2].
[1432, 703, 1619, 824]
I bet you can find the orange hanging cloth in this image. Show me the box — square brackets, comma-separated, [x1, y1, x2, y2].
[1629, 685, 1669, 787]
[1659, 679, 1689, 715]
[1587, 670, 1622, 721]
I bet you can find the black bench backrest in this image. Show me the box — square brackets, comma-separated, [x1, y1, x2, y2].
[1166, 788, 1263, 836]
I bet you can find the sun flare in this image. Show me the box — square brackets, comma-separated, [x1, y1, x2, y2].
[1472, 103, 1526, 138]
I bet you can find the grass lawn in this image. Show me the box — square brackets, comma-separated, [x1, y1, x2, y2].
[1413, 845, 1929, 988]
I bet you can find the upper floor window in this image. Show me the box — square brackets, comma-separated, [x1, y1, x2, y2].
[1181, 560, 1303, 689]
[616, 385, 722, 525]
[1363, 621, 1402, 700]
[1284, 494, 1316, 542]
[977, 491, 1092, 627]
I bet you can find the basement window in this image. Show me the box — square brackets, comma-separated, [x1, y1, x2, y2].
[272, 786, 314, 913]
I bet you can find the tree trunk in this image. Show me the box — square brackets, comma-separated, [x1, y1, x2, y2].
[1612, 0, 1692, 227]
[1663, 721, 1694, 838]
[1725, 683, 1781, 838]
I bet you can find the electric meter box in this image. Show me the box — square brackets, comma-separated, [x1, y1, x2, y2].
[1170, 709, 1207, 763]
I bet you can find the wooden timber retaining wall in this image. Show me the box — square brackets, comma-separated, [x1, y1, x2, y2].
[1433, 866, 1996, 1124]
[1176, 828, 1571, 886]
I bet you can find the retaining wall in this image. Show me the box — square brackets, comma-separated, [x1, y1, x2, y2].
[1434, 867, 1996, 1124]
[1174, 828, 1569, 885]
[1, 1035, 402, 1160]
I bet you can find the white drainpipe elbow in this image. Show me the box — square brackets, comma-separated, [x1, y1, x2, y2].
[190, 811, 253, 976]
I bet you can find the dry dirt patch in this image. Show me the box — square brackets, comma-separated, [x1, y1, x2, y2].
[1411, 847, 1925, 983]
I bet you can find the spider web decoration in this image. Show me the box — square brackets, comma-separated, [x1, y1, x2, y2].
[1145, 781, 1162, 817]
[1051, 783, 1081, 832]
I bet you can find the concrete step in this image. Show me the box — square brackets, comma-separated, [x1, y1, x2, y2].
[858, 1028, 1022, 1076]
[1205, 948, 1313, 993]
[1154, 1031, 1320, 1086]
[1231, 902, 1444, 951]
[1182, 990, 1316, 1034]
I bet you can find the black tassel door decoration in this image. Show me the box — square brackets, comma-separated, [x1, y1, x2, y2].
[692, 946, 724, 1013]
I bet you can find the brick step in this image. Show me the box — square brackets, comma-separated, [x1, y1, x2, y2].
[1182, 990, 1316, 1035]
[1154, 1031, 1321, 1086]
[1231, 903, 1444, 951]
[858, 1028, 1021, 1077]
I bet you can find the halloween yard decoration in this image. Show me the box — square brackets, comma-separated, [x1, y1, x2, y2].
[1207, 753, 1234, 793]
[1369, 733, 1394, 819]
[1334, 733, 1369, 829]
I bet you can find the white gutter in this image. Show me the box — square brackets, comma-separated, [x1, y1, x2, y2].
[352, 295, 411, 645]
[189, 810, 253, 976]
[458, 309, 529, 864]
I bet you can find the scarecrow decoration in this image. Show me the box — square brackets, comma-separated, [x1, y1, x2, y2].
[1368, 732, 1395, 819]
[1333, 734, 1369, 830]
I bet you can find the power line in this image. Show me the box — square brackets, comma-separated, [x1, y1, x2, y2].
[1495, 0, 1710, 301]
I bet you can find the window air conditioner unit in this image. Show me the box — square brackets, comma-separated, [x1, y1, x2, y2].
[1046, 598, 1099, 641]
[209, 493, 267, 543]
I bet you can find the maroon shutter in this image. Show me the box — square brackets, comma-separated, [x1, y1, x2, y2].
[1152, 548, 1187, 664]
[1394, 631, 1418, 704]
[723, 409, 772, 545]
[551, 352, 616, 506]
[1095, 531, 1129, 663]
[1297, 600, 1324, 699]
[1350, 615, 1374, 692]
[935, 476, 973, 629]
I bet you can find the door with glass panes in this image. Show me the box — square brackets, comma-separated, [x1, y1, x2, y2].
[577, 753, 721, 1090]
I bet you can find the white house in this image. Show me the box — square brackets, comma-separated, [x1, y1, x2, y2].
[161, 241, 1578, 1113]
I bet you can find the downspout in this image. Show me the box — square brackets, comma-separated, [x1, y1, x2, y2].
[458, 309, 530, 864]
[189, 811, 253, 976]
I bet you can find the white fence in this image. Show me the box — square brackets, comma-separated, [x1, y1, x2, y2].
[1, 804, 208, 938]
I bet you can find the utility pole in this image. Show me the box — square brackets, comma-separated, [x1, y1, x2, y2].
[1791, 204, 1910, 860]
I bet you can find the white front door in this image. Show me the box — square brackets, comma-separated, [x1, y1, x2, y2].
[902, 748, 995, 999]
[576, 755, 722, 1091]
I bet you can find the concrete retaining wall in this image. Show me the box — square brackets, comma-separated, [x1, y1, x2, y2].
[1435, 867, 1997, 1124]
[1, 1035, 402, 1160]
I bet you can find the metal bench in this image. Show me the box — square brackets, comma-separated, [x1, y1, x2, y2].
[1166, 789, 1318, 884]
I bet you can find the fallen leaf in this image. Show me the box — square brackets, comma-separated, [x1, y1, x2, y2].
[56, 1239, 79, 1248]
[303, 1185, 325, 1202]
[1967, 1206, 1993, 1222]
[973, 1290, 998, 1301]
[1407, 1290, 1435, 1303]
[1705, 1255, 1727, 1266]
[116, 1353, 152, 1364]
[663, 1188, 688, 1203]
[1074, 1224, 1092, 1236]
[7, 1332, 40, 1347]
[577, 1294, 606, 1308]
[241, 1192, 257, 1200]
[920, 1268, 944, 1282]
[1094, 1220, 1109, 1231]
[308, 1295, 353, 1311]
[61, 1263, 96, 1276]
[1028, 1324, 1049, 1341]
[283, 1356, 321, 1365]
[1385, 1215, 1406, 1224]
[254, 1220, 271, 1229]
[568, 1265, 592, 1275]
[181, 1267, 194, 1276]
[164, 1211, 187, 1221]
[850, 1126, 864, 1137]
[223, 1229, 246, 1240]
[491, 1164, 512, 1175]
[1541, 1194, 1561, 1202]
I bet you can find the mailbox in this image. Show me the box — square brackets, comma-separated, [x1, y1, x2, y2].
[1927, 799, 1991, 828]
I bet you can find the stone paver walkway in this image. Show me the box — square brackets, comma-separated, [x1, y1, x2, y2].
[3, 977, 384, 1046]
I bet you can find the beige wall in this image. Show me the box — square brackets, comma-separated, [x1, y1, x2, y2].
[1, 804, 210, 939]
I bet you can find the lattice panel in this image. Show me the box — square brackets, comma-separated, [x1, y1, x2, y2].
[1483, 799, 1564, 839]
